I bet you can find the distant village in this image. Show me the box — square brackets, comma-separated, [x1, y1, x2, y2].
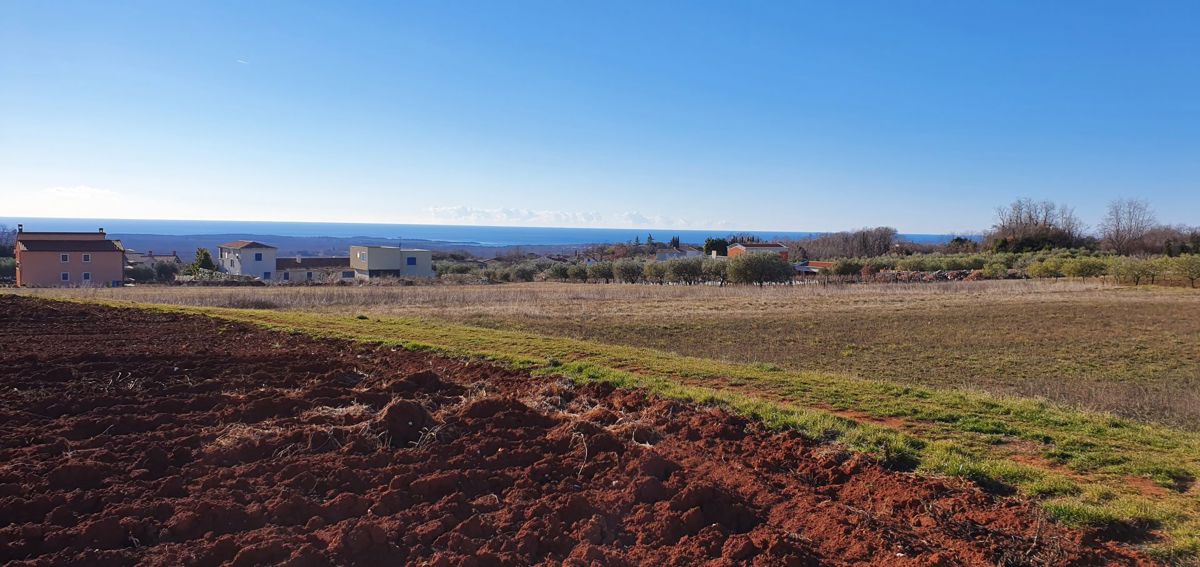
[7, 224, 438, 287]
[5, 223, 817, 288]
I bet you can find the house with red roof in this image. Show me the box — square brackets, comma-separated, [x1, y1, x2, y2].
[727, 242, 790, 262]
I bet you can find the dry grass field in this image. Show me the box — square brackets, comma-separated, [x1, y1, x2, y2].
[24, 280, 1200, 430]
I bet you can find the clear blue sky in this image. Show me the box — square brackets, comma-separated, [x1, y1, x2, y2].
[2, 1, 1196, 233]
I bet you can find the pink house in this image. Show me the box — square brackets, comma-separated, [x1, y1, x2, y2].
[14, 225, 125, 287]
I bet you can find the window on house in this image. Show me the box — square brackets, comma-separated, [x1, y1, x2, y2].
[254, 252, 263, 261]
[342, 271, 354, 278]
[407, 256, 417, 266]
[357, 251, 367, 261]
[263, 271, 271, 280]
[283, 272, 290, 281]
[306, 271, 313, 280]
[60, 254, 69, 263]
[82, 254, 91, 263]
[82, 272, 91, 281]
[60, 272, 69, 281]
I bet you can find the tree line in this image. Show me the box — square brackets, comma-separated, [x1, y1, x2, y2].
[985, 198, 1197, 255]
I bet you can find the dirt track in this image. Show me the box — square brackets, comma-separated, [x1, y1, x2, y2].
[0, 296, 1153, 566]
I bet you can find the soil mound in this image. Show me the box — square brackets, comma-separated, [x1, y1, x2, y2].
[0, 295, 1156, 566]
[376, 399, 435, 447]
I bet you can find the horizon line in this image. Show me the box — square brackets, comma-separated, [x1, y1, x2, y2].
[0, 215, 982, 237]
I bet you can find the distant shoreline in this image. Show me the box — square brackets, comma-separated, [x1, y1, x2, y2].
[1, 217, 969, 249]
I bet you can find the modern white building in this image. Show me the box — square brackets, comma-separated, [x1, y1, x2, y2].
[217, 240, 278, 280]
[349, 245, 434, 279]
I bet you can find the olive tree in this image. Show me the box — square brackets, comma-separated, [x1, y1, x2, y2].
[614, 259, 644, 283]
[587, 261, 614, 283]
[567, 264, 589, 282]
[728, 254, 793, 286]
[642, 261, 667, 285]
[544, 263, 570, 281]
[702, 259, 728, 286]
[665, 257, 703, 285]
[1061, 257, 1106, 279]
[1171, 255, 1200, 288]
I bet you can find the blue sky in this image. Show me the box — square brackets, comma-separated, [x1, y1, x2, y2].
[2, 1, 1196, 233]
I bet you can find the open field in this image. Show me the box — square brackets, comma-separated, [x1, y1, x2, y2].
[24, 279, 1200, 429]
[13, 287, 1200, 562]
[0, 296, 1157, 565]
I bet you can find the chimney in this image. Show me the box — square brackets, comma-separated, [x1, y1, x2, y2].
[98, 227, 105, 234]
[16, 224, 23, 232]
[148, 250, 153, 256]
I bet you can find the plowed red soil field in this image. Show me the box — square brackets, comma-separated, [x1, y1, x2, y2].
[0, 296, 1153, 566]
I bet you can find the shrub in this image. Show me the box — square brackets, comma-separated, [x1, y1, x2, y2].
[127, 265, 156, 283]
[435, 262, 475, 276]
[942, 256, 969, 271]
[154, 261, 181, 283]
[0, 257, 13, 280]
[830, 259, 864, 276]
[981, 262, 1008, 279]
[1026, 260, 1061, 279]
[896, 257, 929, 271]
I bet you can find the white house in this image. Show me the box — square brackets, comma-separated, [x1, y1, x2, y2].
[349, 245, 434, 279]
[217, 240, 278, 280]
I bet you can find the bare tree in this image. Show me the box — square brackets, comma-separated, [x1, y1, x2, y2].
[1100, 198, 1156, 255]
[782, 227, 897, 259]
[985, 199, 1088, 252]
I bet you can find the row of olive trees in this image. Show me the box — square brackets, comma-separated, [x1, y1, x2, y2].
[470, 254, 795, 287]
[814, 249, 1200, 287]
[1026, 254, 1200, 287]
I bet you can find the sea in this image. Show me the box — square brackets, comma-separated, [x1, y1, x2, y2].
[2, 217, 961, 247]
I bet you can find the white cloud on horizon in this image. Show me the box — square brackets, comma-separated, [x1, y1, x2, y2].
[424, 205, 735, 230]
